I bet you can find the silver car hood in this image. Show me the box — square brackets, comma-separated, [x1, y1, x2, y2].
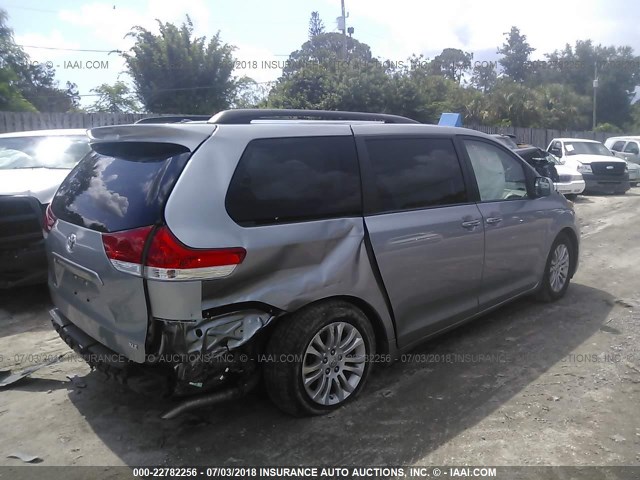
[0, 168, 71, 204]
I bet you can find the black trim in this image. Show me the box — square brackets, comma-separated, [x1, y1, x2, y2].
[209, 109, 419, 125]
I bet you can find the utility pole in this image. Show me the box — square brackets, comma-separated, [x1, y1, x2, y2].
[340, 0, 347, 58]
[592, 61, 598, 131]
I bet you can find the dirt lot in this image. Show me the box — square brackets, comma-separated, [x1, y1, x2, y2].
[1, 192, 639, 470]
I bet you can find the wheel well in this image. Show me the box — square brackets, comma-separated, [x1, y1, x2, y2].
[288, 296, 391, 355]
[559, 227, 578, 277]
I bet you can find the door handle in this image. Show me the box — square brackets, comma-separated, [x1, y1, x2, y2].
[461, 219, 481, 229]
[486, 217, 502, 225]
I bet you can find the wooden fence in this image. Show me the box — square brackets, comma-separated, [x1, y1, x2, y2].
[466, 124, 634, 149]
[0, 112, 635, 148]
[0, 112, 155, 133]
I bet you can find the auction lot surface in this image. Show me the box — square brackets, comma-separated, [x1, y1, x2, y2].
[1, 193, 639, 468]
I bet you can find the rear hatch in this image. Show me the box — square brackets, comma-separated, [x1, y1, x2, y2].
[46, 124, 215, 362]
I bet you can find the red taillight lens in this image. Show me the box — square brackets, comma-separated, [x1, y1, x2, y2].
[44, 204, 57, 233]
[102, 225, 154, 264]
[146, 226, 246, 269]
[102, 225, 245, 280]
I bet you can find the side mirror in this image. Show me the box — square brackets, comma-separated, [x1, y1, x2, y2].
[534, 177, 553, 197]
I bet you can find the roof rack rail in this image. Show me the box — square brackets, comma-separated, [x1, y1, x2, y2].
[208, 109, 419, 124]
[135, 115, 211, 124]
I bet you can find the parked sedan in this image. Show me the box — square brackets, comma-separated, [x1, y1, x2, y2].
[0, 129, 90, 288]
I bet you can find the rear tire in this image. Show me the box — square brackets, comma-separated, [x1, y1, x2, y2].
[263, 300, 375, 416]
[535, 233, 573, 303]
[564, 194, 578, 201]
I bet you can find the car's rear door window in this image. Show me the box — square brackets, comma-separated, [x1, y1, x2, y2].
[363, 137, 468, 213]
[225, 136, 361, 226]
[51, 142, 190, 232]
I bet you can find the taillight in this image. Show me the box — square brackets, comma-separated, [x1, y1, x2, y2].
[102, 226, 154, 276]
[102, 225, 245, 280]
[43, 204, 57, 233]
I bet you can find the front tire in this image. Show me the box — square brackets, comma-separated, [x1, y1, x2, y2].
[564, 194, 578, 201]
[263, 300, 375, 416]
[536, 233, 573, 303]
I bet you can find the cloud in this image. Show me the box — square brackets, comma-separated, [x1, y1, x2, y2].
[328, 0, 640, 61]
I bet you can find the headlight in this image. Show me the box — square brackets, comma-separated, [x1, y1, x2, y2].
[577, 164, 592, 174]
[572, 175, 584, 181]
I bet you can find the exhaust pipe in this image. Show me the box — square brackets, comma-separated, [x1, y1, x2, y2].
[160, 372, 260, 420]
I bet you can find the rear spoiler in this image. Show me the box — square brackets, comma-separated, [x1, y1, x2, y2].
[88, 123, 217, 151]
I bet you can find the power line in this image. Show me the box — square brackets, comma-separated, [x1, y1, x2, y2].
[16, 44, 122, 54]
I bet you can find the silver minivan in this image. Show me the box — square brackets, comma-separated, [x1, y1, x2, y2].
[45, 109, 580, 417]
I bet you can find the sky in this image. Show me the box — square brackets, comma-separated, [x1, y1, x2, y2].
[4, 0, 640, 107]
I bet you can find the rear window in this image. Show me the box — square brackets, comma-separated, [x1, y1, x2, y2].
[225, 136, 361, 226]
[51, 142, 190, 233]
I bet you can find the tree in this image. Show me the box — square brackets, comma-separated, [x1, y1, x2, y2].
[470, 63, 498, 93]
[498, 27, 535, 82]
[0, 9, 77, 112]
[123, 16, 238, 114]
[90, 81, 141, 112]
[535, 83, 591, 130]
[232, 77, 271, 108]
[543, 40, 640, 128]
[267, 32, 394, 113]
[430, 48, 473, 84]
[308, 11, 325, 39]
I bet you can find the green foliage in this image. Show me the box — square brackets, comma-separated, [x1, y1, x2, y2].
[0, 9, 76, 112]
[90, 81, 141, 113]
[123, 16, 238, 114]
[308, 12, 325, 39]
[267, 32, 393, 112]
[594, 122, 623, 133]
[498, 27, 535, 82]
[430, 48, 473, 84]
[470, 63, 497, 93]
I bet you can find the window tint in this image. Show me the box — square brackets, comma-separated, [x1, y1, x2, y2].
[51, 143, 190, 233]
[624, 142, 639, 154]
[225, 136, 361, 226]
[611, 141, 625, 151]
[463, 140, 528, 202]
[364, 138, 467, 213]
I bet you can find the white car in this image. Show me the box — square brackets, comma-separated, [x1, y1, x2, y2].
[515, 146, 585, 199]
[0, 129, 90, 287]
[604, 136, 640, 186]
[547, 138, 630, 194]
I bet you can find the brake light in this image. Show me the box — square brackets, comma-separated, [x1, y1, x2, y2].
[102, 226, 153, 276]
[43, 204, 57, 233]
[102, 225, 245, 280]
[145, 226, 245, 280]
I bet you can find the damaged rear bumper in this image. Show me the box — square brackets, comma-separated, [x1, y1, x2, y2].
[50, 305, 278, 398]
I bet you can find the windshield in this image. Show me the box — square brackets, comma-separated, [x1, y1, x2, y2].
[564, 141, 614, 157]
[0, 135, 90, 170]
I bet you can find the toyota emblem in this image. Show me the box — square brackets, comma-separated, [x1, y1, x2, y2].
[66, 233, 77, 253]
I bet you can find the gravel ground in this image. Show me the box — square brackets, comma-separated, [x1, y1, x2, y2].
[0, 192, 639, 471]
